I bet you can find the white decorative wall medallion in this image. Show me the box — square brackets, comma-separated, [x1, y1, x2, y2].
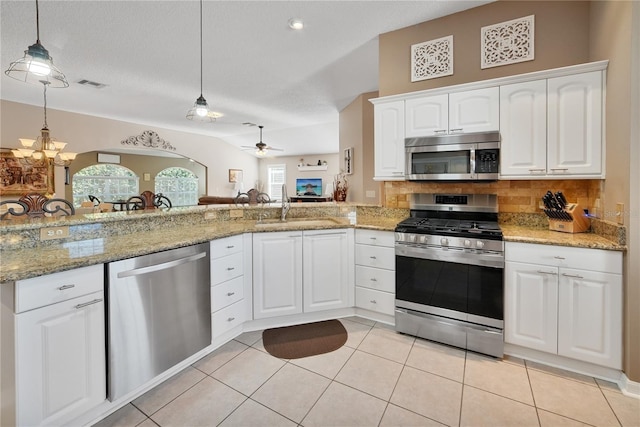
[481, 15, 535, 69]
[411, 35, 453, 82]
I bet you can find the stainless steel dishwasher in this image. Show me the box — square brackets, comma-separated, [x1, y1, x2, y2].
[106, 242, 211, 401]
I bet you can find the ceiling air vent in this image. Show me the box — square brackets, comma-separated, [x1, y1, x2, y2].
[77, 79, 107, 89]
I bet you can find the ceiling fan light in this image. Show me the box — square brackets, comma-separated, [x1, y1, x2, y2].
[256, 149, 268, 157]
[288, 18, 304, 30]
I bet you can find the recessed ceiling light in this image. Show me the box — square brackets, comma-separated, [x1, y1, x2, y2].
[288, 18, 304, 30]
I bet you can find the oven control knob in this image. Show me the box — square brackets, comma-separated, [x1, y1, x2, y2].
[419, 235, 428, 244]
[408, 234, 417, 243]
[476, 240, 485, 249]
[440, 238, 449, 246]
[464, 239, 471, 247]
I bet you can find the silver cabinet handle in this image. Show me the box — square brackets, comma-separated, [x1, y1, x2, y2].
[369, 237, 377, 240]
[75, 298, 103, 309]
[537, 270, 558, 275]
[370, 256, 377, 260]
[226, 267, 235, 271]
[58, 284, 75, 291]
[450, 128, 463, 132]
[227, 292, 235, 296]
[550, 168, 569, 171]
[528, 168, 545, 172]
[370, 278, 378, 282]
[227, 317, 235, 322]
[118, 252, 207, 278]
[434, 129, 447, 134]
[226, 245, 235, 249]
[562, 273, 584, 279]
[370, 300, 377, 304]
[392, 171, 404, 175]
[553, 256, 566, 260]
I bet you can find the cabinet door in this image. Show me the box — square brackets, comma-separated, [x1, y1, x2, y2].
[547, 71, 603, 176]
[449, 87, 499, 133]
[303, 230, 351, 312]
[558, 269, 622, 369]
[374, 100, 406, 180]
[15, 291, 106, 426]
[504, 262, 558, 353]
[253, 231, 303, 319]
[499, 80, 548, 177]
[405, 94, 448, 137]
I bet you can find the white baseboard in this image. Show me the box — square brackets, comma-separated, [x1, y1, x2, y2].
[620, 374, 640, 399]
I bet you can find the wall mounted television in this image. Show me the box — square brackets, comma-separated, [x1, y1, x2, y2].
[295, 178, 322, 196]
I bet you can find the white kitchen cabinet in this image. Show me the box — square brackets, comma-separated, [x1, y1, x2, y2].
[547, 71, 603, 176]
[405, 88, 499, 137]
[253, 231, 303, 319]
[499, 79, 548, 177]
[210, 234, 252, 341]
[505, 242, 622, 369]
[373, 100, 406, 180]
[354, 229, 395, 317]
[303, 229, 354, 312]
[1, 264, 106, 427]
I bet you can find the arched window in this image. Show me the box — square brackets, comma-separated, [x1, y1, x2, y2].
[155, 167, 198, 207]
[72, 164, 139, 206]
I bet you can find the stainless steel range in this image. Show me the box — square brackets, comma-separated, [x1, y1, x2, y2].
[395, 193, 504, 357]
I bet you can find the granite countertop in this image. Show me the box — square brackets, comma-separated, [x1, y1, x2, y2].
[501, 224, 625, 251]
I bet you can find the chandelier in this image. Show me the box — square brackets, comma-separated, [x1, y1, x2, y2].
[11, 81, 76, 166]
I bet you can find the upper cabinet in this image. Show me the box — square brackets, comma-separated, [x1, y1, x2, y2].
[373, 100, 405, 181]
[405, 88, 499, 137]
[500, 70, 604, 179]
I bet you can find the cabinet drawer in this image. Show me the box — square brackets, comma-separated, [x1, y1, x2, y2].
[355, 229, 395, 247]
[356, 287, 395, 316]
[211, 276, 244, 312]
[15, 264, 104, 313]
[210, 235, 243, 259]
[211, 252, 243, 285]
[505, 242, 622, 274]
[355, 245, 395, 270]
[356, 265, 395, 293]
[212, 300, 246, 338]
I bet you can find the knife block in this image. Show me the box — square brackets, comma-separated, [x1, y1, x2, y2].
[546, 202, 590, 233]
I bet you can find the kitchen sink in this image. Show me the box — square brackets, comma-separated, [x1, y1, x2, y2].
[254, 218, 342, 229]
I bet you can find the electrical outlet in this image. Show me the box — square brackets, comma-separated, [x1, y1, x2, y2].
[39, 226, 70, 241]
[366, 190, 376, 198]
[229, 209, 244, 218]
[616, 203, 624, 225]
[204, 211, 216, 220]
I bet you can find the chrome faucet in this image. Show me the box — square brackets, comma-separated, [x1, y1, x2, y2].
[281, 184, 290, 221]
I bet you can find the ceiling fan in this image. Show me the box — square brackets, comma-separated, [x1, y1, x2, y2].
[241, 125, 283, 156]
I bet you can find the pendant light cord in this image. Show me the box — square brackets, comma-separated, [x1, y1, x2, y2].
[42, 82, 48, 128]
[199, 0, 203, 97]
[35, 0, 41, 42]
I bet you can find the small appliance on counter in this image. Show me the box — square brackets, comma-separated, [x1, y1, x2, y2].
[541, 191, 590, 233]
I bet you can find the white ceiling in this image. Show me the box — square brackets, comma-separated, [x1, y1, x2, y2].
[1, 0, 490, 157]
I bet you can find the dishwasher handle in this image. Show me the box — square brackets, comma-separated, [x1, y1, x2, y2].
[117, 252, 207, 278]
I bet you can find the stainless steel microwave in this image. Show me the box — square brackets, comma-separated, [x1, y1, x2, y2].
[405, 131, 500, 181]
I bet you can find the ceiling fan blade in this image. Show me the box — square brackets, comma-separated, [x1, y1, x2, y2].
[266, 146, 284, 151]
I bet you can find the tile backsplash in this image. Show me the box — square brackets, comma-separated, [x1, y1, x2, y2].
[383, 179, 601, 214]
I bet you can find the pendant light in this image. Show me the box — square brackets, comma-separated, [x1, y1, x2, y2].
[5, 0, 69, 88]
[186, 0, 215, 122]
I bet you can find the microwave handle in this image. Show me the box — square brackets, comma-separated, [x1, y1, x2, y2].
[469, 147, 477, 179]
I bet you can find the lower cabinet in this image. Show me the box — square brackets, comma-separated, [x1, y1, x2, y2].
[253, 229, 354, 319]
[1, 264, 106, 427]
[354, 229, 395, 316]
[505, 242, 622, 369]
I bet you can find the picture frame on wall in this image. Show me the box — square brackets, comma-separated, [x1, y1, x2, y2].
[0, 151, 54, 196]
[228, 169, 243, 183]
[344, 147, 353, 175]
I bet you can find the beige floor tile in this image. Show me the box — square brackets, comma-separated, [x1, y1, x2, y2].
[379, 404, 446, 427]
[357, 327, 415, 363]
[290, 344, 355, 379]
[302, 381, 387, 427]
[252, 363, 331, 423]
[212, 347, 285, 395]
[603, 390, 640, 427]
[218, 399, 297, 427]
[390, 366, 463, 426]
[135, 419, 158, 427]
[464, 352, 534, 405]
[339, 318, 373, 348]
[93, 404, 147, 427]
[150, 377, 245, 427]
[526, 360, 598, 387]
[538, 409, 594, 426]
[234, 329, 263, 346]
[529, 369, 619, 427]
[503, 354, 526, 367]
[132, 366, 206, 416]
[405, 339, 466, 382]
[343, 315, 376, 327]
[251, 337, 268, 354]
[335, 350, 403, 400]
[460, 386, 539, 427]
[373, 321, 396, 330]
[192, 339, 248, 374]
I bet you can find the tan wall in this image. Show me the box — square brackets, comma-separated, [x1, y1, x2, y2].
[379, 1, 590, 97]
[258, 154, 339, 200]
[0, 100, 259, 200]
[339, 91, 381, 204]
[65, 151, 207, 202]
